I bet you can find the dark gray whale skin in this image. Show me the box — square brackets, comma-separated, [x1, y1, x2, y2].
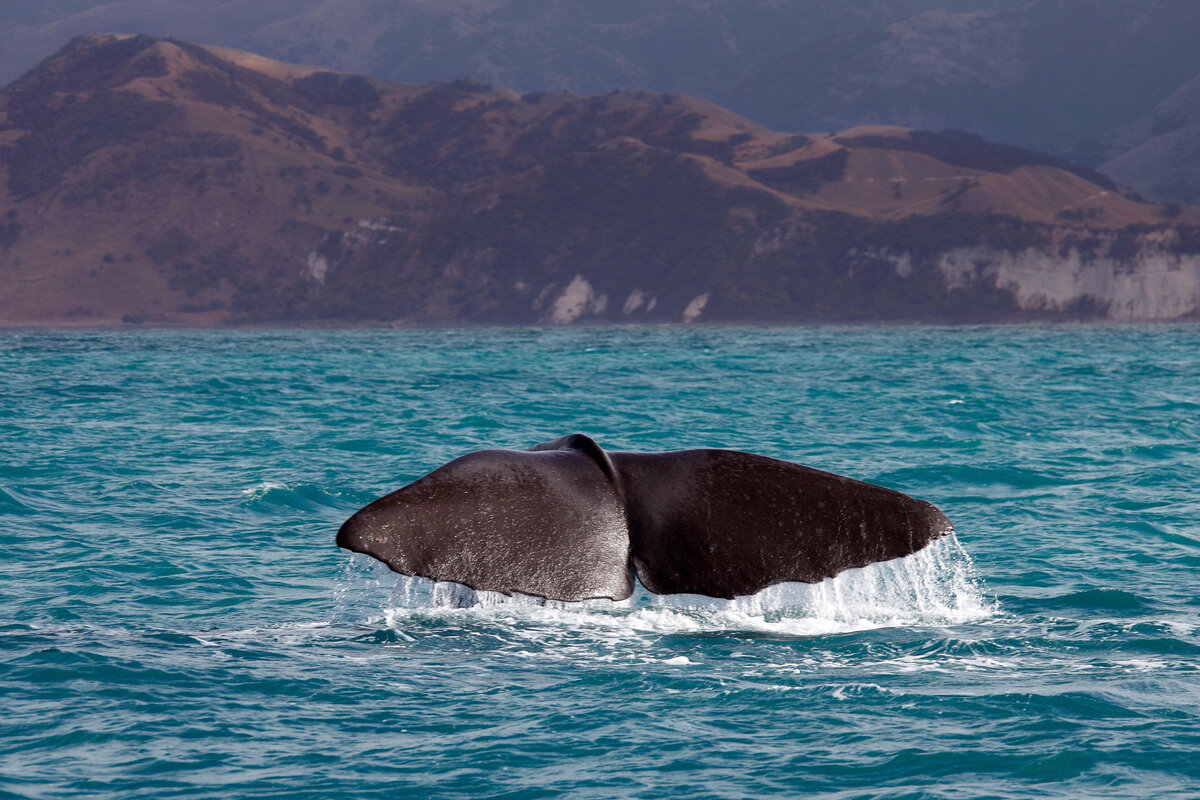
[336, 434, 953, 602]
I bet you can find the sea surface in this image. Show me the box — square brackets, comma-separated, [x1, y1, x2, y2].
[1, 325, 1198, 799]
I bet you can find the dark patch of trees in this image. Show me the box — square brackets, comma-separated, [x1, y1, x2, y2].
[859, 213, 1053, 258]
[145, 228, 198, 266]
[293, 72, 382, 109]
[0, 220, 20, 249]
[310, 145, 791, 322]
[636, 113, 751, 164]
[2, 90, 175, 197]
[747, 149, 848, 193]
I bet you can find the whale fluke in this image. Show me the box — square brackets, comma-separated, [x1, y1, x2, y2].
[336, 435, 952, 602]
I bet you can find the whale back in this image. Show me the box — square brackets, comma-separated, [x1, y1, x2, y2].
[337, 436, 952, 602]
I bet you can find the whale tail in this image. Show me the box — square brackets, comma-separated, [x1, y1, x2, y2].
[338, 435, 952, 602]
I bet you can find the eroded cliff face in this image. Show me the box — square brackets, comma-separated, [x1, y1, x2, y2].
[933, 230, 1200, 321]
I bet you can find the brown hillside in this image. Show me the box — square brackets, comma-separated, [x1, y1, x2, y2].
[0, 35, 1196, 325]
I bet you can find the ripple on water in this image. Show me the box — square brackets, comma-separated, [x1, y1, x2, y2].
[0, 485, 34, 515]
[3, 327, 1200, 799]
[1043, 588, 1152, 613]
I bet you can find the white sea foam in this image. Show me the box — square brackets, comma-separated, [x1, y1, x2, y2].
[335, 535, 995, 638]
[241, 481, 288, 501]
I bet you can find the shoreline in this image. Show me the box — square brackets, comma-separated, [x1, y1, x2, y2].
[3, 317, 1198, 332]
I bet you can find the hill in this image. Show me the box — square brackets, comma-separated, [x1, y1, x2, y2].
[0, 1, 1027, 91]
[2, 35, 1200, 325]
[6, 2, 1200, 204]
[730, 0, 1200, 152]
[1090, 74, 1200, 206]
[727, 0, 1200, 204]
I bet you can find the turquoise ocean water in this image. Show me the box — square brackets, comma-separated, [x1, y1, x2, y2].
[1, 325, 1198, 799]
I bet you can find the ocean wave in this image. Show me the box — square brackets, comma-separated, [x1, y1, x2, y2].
[0, 484, 33, 515]
[239, 481, 347, 512]
[1044, 588, 1150, 612]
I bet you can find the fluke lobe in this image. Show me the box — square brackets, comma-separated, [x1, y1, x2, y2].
[337, 434, 953, 602]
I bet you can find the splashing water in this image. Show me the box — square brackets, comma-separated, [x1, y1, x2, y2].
[335, 535, 994, 639]
[654, 535, 995, 635]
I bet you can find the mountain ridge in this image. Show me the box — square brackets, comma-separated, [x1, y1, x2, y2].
[2, 35, 1200, 326]
[4, 2, 1200, 203]
[0, 1, 1027, 90]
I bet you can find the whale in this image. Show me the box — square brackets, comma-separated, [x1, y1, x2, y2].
[336, 434, 953, 602]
